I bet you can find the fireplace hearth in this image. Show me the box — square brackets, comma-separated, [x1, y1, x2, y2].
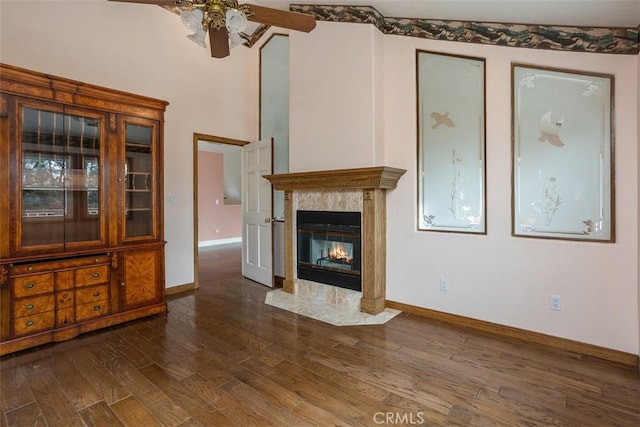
[297, 210, 361, 292]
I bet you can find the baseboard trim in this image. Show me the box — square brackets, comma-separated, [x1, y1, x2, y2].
[198, 237, 241, 247]
[166, 282, 196, 296]
[386, 300, 639, 368]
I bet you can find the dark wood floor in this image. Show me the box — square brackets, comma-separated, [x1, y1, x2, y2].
[1, 243, 639, 426]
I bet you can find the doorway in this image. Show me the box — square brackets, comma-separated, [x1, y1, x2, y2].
[192, 133, 248, 289]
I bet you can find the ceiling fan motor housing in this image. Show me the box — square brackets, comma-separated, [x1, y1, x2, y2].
[175, 0, 252, 30]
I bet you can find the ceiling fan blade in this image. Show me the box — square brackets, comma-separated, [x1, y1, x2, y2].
[243, 4, 316, 33]
[108, 0, 178, 4]
[209, 24, 230, 58]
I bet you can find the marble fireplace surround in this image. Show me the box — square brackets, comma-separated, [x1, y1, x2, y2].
[264, 166, 406, 315]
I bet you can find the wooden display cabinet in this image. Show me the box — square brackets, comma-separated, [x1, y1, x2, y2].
[0, 64, 169, 355]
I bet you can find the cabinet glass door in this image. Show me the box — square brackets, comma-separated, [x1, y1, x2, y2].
[123, 121, 156, 239]
[20, 105, 104, 249]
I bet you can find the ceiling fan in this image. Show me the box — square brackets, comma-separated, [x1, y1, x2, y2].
[108, 0, 316, 58]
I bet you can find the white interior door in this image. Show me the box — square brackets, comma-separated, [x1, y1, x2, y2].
[242, 139, 273, 287]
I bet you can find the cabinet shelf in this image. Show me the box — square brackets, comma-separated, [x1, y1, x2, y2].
[23, 211, 64, 218]
[22, 186, 64, 191]
[23, 187, 99, 191]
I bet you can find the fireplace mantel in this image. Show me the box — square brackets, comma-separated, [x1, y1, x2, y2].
[264, 166, 406, 191]
[264, 166, 406, 315]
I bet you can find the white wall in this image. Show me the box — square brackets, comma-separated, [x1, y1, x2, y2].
[0, 0, 259, 290]
[383, 37, 638, 354]
[289, 23, 638, 354]
[289, 22, 382, 171]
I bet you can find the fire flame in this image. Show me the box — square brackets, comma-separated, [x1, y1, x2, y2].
[329, 243, 352, 263]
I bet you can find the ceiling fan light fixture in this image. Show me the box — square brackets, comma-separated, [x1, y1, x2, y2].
[187, 29, 208, 48]
[228, 32, 245, 49]
[180, 8, 202, 32]
[180, 8, 207, 48]
[225, 8, 248, 34]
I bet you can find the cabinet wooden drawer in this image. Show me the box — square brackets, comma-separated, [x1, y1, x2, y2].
[13, 273, 54, 298]
[76, 301, 109, 322]
[76, 265, 109, 287]
[11, 256, 111, 276]
[76, 285, 108, 304]
[12, 294, 55, 318]
[11, 262, 55, 275]
[13, 311, 55, 336]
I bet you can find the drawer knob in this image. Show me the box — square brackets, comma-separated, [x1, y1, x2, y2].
[92, 291, 100, 297]
[120, 281, 125, 287]
[27, 267, 33, 271]
[26, 320, 35, 327]
[25, 282, 35, 289]
[25, 303, 34, 310]
[92, 272, 101, 279]
[93, 305, 101, 311]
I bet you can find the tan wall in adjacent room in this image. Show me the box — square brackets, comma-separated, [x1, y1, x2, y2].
[197, 151, 242, 242]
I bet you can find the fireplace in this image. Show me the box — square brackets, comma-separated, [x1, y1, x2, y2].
[297, 210, 361, 292]
[264, 166, 406, 314]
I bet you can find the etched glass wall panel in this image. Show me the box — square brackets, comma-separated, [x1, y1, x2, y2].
[417, 51, 486, 233]
[512, 64, 614, 242]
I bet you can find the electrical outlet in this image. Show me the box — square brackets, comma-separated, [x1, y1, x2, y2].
[550, 294, 562, 311]
[439, 278, 449, 292]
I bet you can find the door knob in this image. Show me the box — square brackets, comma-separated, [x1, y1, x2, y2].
[264, 217, 274, 224]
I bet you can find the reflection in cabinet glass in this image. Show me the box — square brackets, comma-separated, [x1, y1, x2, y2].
[20, 106, 102, 247]
[124, 122, 154, 239]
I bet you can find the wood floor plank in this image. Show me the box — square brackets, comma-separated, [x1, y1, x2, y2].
[102, 331, 155, 370]
[3, 402, 46, 427]
[138, 363, 233, 426]
[109, 396, 162, 427]
[79, 401, 125, 427]
[0, 365, 35, 413]
[566, 395, 640, 426]
[103, 357, 191, 426]
[289, 400, 354, 427]
[179, 373, 233, 412]
[219, 378, 315, 427]
[237, 373, 305, 410]
[263, 360, 398, 425]
[23, 364, 86, 426]
[131, 331, 199, 381]
[47, 349, 104, 411]
[64, 346, 131, 405]
[304, 345, 462, 414]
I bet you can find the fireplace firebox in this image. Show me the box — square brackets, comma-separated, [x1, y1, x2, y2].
[296, 210, 362, 292]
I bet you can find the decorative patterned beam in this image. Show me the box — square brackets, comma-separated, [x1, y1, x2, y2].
[291, 4, 639, 55]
